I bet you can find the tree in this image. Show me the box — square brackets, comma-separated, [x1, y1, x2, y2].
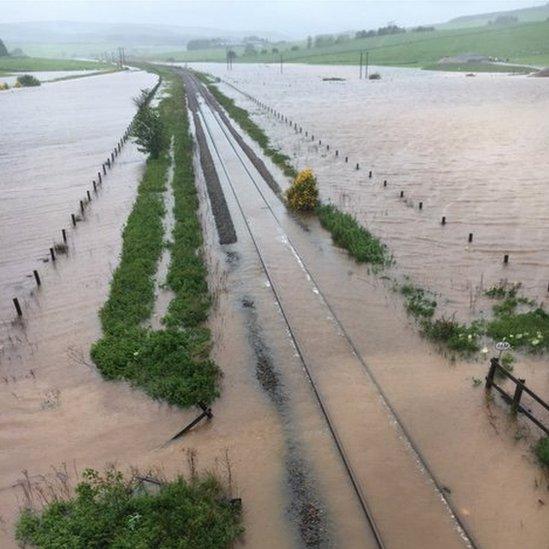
[244, 43, 257, 56]
[132, 106, 166, 159]
[307, 36, 312, 49]
[0, 38, 8, 57]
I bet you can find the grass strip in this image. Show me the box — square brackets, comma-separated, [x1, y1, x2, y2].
[91, 70, 220, 408]
[316, 203, 389, 265]
[194, 72, 297, 178]
[16, 468, 243, 548]
[162, 73, 212, 328]
[0, 56, 111, 72]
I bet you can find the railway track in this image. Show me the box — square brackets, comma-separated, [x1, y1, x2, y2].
[181, 69, 477, 549]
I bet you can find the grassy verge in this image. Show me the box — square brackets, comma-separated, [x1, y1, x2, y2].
[162, 77, 211, 328]
[316, 203, 389, 266]
[91, 70, 220, 408]
[16, 468, 243, 548]
[0, 56, 111, 72]
[48, 68, 123, 82]
[194, 72, 297, 178]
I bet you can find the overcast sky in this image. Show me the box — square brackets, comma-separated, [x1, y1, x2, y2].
[1, 1, 545, 35]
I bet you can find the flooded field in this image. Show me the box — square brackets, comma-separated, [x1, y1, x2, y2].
[0, 69, 156, 323]
[190, 63, 549, 323]
[1, 61, 547, 547]
[180, 65, 549, 547]
[0, 69, 97, 86]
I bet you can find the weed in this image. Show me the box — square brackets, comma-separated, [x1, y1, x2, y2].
[535, 437, 549, 467]
[421, 317, 483, 354]
[400, 283, 437, 318]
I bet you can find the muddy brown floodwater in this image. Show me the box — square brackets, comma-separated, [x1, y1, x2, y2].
[182, 64, 549, 548]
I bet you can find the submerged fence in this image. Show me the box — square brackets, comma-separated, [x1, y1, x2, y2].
[485, 357, 549, 435]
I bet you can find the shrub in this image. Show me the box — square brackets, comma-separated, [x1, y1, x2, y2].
[0, 81, 8, 91]
[286, 169, 319, 211]
[535, 437, 549, 467]
[16, 74, 41, 87]
[16, 468, 243, 548]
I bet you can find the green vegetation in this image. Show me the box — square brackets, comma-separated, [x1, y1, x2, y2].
[438, 2, 549, 29]
[0, 56, 111, 72]
[484, 284, 548, 353]
[16, 468, 243, 548]
[195, 72, 297, 178]
[0, 38, 7, 57]
[132, 104, 167, 159]
[161, 20, 549, 71]
[162, 74, 211, 329]
[16, 74, 40, 87]
[286, 168, 319, 211]
[396, 280, 482, 354]
[91, 70, 220, 408]
[316, 203, 388, 265]
[421, 318, 483, 354]
[535, 437, 549, 467]
[400, 283, 437, 318]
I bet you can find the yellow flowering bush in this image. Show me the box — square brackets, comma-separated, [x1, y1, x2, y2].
[285, 168, 319, 211]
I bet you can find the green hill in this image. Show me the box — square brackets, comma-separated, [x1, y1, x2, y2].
[156, 20, 549, 70]
[439, 2, 549, 29]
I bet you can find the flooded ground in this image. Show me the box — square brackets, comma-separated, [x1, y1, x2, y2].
[1, 63, 547, 548]
[0, 69, 156, 323]
[189, 63, 549, 323]
[0, 69, 98, 86]
[182, 65, 549, 547]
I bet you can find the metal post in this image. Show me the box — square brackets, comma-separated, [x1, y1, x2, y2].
[33, 270, 41, 286]
[359, 51, 363, 80]
[365, 50, 369, 80]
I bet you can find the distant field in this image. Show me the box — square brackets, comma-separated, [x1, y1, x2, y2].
[0, 56, 111, 72]
[156, 20, 549, 71]
[437, 2, 549, 29]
